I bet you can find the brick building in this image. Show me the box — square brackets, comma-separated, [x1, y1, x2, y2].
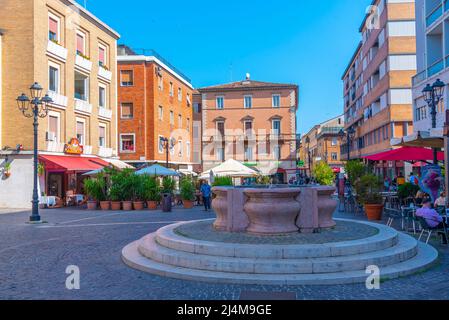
[0, 0, 120, 208]
[197, 75, 299, 183]
[117, 46, 194, 171]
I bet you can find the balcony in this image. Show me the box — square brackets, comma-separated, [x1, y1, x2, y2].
[46, 40, 67, 61]
[84, 145, 93, 155]
[412, 70, 427, 86]
[75, 54, 92, 72]
[47, 91, 68, 109]
[46, 141, 65, 153]
[98, 107, 112, 120]
[98, 147, 113, 158]
[98, 66, 112, 82]
[74, 99, 92, 114]
[428, 58, 444, 77]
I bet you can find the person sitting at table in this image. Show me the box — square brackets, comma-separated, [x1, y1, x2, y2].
[415, 189, 427, 205]
[435, 192, 446, 207]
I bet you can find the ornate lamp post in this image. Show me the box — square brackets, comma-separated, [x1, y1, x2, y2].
[305, 136, 311, 176]
[339, 127, 356, 162]
[160, 137, 170, 168]
[16, 83, 53, 223]
[422, 78, 445, 165]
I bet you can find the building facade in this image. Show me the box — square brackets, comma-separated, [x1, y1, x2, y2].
[0, 0, 120, 208]
[117, 46, 194, 171]
[342, 0, 417, 168]
[197, 75, 299, 183]
[300, 115, 345, 175]
[411, 0, 449, 136]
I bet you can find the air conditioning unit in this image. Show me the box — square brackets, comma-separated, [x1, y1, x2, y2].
[46, 132, 56, 141]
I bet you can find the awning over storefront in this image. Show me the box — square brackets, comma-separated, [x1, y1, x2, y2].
[363, 147, 444, 162]
[39, 155, 109, 172]
[391, 131, 444, 149]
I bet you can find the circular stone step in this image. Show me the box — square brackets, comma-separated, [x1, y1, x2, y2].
[155, 219, 399, 259]
[138, 232, 418, 274]
[122, 241, 438, 285]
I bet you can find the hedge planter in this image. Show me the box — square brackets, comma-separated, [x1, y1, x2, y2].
[122, 201, 133, 211]
[365, 204, 384, 221]
[133, 201, 144, 211]
[100, 201, 111, 210]
[183, 200, 194, 209]
[111, 201, 121, 211]
[147, 201, 158, 210]
[87, 201, 97, 210]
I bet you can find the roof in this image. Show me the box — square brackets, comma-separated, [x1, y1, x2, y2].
[198, 80, 298, 92]
[66, 0, 120, 39]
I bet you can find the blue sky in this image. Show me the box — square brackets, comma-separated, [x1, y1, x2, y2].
[77, 0, 371, 135]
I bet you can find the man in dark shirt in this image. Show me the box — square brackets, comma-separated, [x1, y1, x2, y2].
[200, 181, 212, 211]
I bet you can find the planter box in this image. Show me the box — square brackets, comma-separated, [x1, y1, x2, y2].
[75, 54, 92, 72]
[98, 67, 112, 82]
[47, 40, 67, 61]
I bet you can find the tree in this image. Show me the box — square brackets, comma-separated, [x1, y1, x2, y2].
[313, 162, 334, 186]
[345, 160, 366, 187]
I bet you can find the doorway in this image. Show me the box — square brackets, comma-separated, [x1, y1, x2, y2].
[47, 173, 63, 198]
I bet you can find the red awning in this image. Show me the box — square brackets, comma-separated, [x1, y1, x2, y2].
[363, 147, 444, 162]
[39, 155, 109, 172]
[332, 167, 341, 173]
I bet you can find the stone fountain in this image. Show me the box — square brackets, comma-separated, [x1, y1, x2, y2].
[122, 185, 438, 285]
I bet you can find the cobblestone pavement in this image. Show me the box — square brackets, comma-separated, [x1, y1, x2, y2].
[175, 220, 379, 244]
[0, 206, 448, 300]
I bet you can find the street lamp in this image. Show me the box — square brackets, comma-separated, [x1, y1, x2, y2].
[305, 136, 311, 177]
[339, 127, 356, 162]
[423, 78, 445, 165]
[16, 82, 53, 223]
[160, 137, 170, 168]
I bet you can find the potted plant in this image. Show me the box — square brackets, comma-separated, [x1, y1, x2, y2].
[161, 177, 176, 212]
[345, 160, 366, 187]
[132, 175, 145, 211]
[211, 176, 233, 187]
[398, 182, 420, 201]
[180, 176, 195, 209]
[144, 176, 161, 210]
[3, 162, 11, 178]
[84, 178, 100, 210]
[38, 162, 45, 177]
[95, 172, 110, 210]
[120, 169, 135, 211]
[355, 174, 384, 221]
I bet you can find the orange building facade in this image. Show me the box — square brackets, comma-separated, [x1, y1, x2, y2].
[117, 46, 194, 170]
[198, 76, 299, 183]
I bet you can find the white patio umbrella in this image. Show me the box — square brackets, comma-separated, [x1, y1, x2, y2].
[199, 159, 258, 180]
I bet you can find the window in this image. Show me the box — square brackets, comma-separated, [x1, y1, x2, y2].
[216, 121, 225, 137]
[273, 146, 281, 160]
[169, 82, 174, 97]
[170, 111, 174, 125]
[120, 70, 133, 86]
[158, 106, 163, 120]
[186, 118, 190, 132]
[178, 114, 182, 128]
[48, 113, 60, 142]
[186, 141, 190, 158]
[245, 146, 253, 161]
[187, 93, 191, 106]
[158, 136, 165, 154]
[76, 120, 85, 145]
[244, 95, 252, 109]
[272, 120, 281, 135]
[99, 125, 106, 147]
[48, 14, 59, 42]
[76, 31, 86, 55]
[216, 96, 224, 109]
[216, 147, 225, 161]
[120, 134, 135, 153]
[178, 140, 183, 157]
[194, 103, 202, 113]
[98, 44, 106, 67]
[158, 75, 163, 91]
[49, 65, 59, 93]
[121, 103, 133, 119]
[272, 94, 280, 108]
[244, 121, 253, 135]
[331, 152, 338, 161]
[99, 85, 106, 108]
[178, 88, 182, 101]
[331, 137, 338, 146]
[75, 71, 89, 101]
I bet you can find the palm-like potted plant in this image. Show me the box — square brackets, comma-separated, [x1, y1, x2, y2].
[355, 174, 384, 221]
[132, 175, 145, 211]
[84, 178, 102, 210]
[144, 176, 161, 210]
[3, 162, 11, 178]
[180, 176, 195, 209]
[120, 169, 135, 211]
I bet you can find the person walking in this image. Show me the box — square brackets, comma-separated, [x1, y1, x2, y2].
[200, 180, 212, 212]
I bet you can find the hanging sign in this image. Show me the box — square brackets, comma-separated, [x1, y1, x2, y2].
[64, 138, 84, 155]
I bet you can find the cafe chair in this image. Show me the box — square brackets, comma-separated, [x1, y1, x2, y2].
[417, 217, 448, 245]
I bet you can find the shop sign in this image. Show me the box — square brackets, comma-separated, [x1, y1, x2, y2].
[64, 138, 84, 155]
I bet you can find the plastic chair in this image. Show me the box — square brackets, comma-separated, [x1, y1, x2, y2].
[417, 216, 448, 245]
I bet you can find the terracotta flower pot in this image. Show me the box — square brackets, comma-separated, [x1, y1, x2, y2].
[365, 204, 384, 221]
[122, 201, 133, 211]
[111, 201, 121, 211]
[87, 201, 97, 210]
[4, 172, 11, 178]
[133, 201, 144, 211]
[99, 201, 111, 210]
[147, 201, 158, 210]
[183, 200, 194, 209]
